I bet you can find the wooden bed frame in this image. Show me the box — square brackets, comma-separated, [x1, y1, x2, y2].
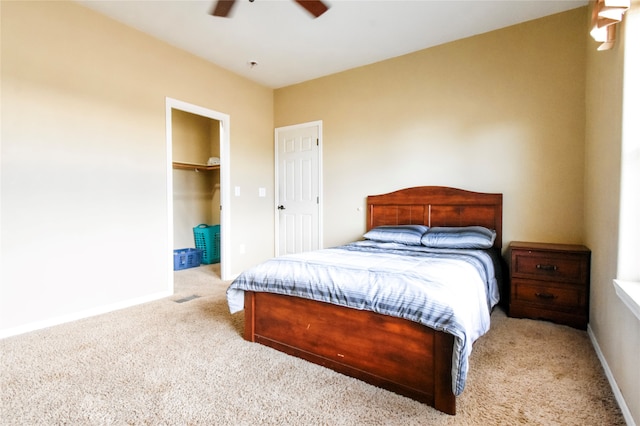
[243, 186, 503, 415]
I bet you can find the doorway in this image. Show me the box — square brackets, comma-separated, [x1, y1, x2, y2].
[274, 121, 323, 256]
[166, 98, 230, 283]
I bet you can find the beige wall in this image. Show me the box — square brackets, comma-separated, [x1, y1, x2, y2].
[0, 1, 273, 335]
[275, 8, 587, 249]
[585, 1, 640, 422]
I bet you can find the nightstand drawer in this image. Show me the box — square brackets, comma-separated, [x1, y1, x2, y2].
[511, 250, 588, 284]
[511, 279, 586, 310]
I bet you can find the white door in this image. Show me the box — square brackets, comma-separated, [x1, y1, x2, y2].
[275, 122, 322, 256]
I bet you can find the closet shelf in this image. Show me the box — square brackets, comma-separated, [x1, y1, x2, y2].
[172, 162, 220, 172]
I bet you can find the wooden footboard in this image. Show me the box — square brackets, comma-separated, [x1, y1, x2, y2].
[244, 291, 456, 415]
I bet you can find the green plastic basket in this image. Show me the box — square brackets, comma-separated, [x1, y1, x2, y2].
[193, 224, 220, 264]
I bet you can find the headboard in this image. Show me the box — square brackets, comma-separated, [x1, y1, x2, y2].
[367, 186, 503, 249]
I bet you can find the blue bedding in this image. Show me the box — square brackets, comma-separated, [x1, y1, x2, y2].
[227, 240, 501, 396]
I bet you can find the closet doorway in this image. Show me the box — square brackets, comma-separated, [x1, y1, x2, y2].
[166, 98, 230, 283]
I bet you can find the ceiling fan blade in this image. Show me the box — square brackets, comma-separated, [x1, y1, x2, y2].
[211, 0, 236, 17]
[294, 0, 329, 18]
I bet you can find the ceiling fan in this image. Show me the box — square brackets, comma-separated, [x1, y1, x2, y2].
[211, 0, 330, 19]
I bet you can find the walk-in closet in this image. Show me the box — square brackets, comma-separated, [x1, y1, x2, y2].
[172, 109, 221, 263]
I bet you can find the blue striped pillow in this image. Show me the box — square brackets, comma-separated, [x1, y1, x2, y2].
[421, 226, 496, 249]
[363, 225, 429, 246]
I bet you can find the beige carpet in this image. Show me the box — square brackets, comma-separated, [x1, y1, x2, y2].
[1, 264, 625, 425]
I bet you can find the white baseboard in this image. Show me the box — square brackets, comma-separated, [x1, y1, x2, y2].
[588, 324, 636, 426]
[0, 290, 172, 340]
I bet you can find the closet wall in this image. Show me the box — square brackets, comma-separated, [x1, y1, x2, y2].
[172, 109, 221, 250]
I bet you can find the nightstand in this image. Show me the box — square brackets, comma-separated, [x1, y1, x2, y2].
[507, 241, 591, 329]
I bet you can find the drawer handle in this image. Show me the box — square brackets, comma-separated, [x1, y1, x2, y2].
[536, 264, 558, 271]
[535, 292, 557, 300]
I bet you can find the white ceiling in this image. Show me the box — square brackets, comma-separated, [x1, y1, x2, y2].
[77, 0, 588, 88]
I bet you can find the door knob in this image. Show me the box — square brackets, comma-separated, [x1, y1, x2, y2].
[277, 205, 286, 210]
